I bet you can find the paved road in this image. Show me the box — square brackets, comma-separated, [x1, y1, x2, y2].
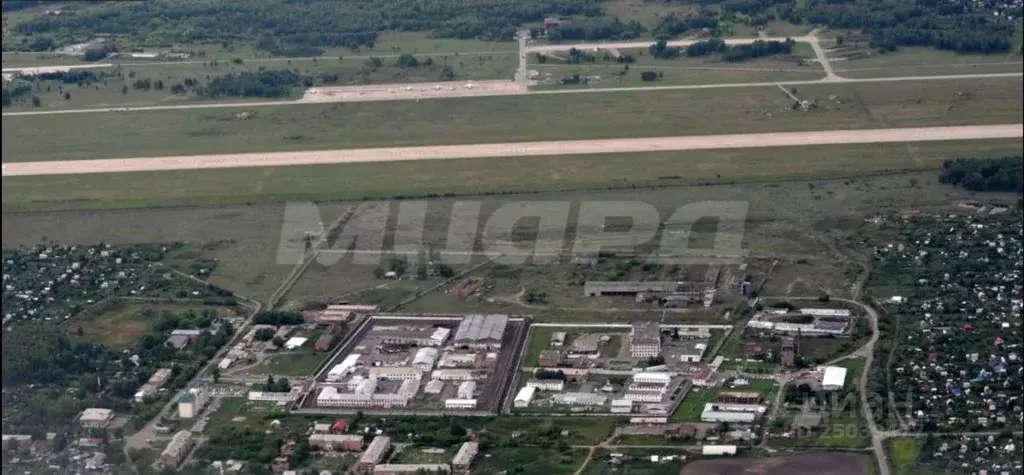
[2, 70, 1019, 117]
[4, 124, 1020, 177]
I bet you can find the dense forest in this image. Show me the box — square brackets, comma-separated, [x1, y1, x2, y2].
[7, 0, 601, 52]
[939, 156, 1023, 193]
[6, 0, 1018, 55]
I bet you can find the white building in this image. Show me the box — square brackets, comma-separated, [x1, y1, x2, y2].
[457, 381, 476, 400]
[248, 391, 299, 403]
[700, 403, 764, 423]
[398, 378, 421, 397]
[177, 388, 208, 419]
[514, 386, 536, 408]
[444, 399, 478, 410]
[822, 366, 848, 390]
[552, 393, 607, 406]
[679, 342, 708, 363]
[370, 367, 422, 381]
[611, 399, 634, 413]
[412, 347, 440, 371]
[218, 358, 233, 370]
[702, 445, 737, 456]
[327, 354, 361, 382]
[526, 379, 565, 391]
[623, 391, 662, 403]
[438, 352, 478, 368]
[424, 379, 444, 394]
[431, 369, 478, 381]
[798, 308, 851, 317]
[284, 337, 308, 350]
[632, 372, 671, 385]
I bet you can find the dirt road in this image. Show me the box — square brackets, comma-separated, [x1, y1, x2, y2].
[3, 124, 1020, 177]
[525, 36, 809, 53]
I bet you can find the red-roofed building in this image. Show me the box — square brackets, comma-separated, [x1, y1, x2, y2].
[331, 419, 349, 433]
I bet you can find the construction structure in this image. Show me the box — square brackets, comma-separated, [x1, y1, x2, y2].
[78, 408, 115, 429]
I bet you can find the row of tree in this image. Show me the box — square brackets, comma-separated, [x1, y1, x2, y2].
[651, 38, 795, 61]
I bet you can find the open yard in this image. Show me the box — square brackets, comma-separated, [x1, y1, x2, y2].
[472, 447, 588, 475]
[70, 300, 230, 348]
[3, 76, 1021, 163]
[672, 378, 778, 421]
[825, 44, 1023, 79]
[887, 437, 931, 475]
[776, 358, 870, 449]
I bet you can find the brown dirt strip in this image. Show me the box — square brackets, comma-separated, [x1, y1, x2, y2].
[2, 124, 1021, 177]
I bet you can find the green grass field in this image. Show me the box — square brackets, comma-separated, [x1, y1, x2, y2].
[3, 76, 1021, 163]
[887, 437, 931, 475]
[2, 52, 517, 111]
[778, 358, 870, 448]
[529, 44, 823, 89]
[826, 45, 1023, 79]
[70, 301, 228, 348]
[4, 139, 1021, 213]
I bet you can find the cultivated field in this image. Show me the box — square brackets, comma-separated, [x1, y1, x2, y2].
[682, 453, 872, 475]
[3, 77, 1022, 162]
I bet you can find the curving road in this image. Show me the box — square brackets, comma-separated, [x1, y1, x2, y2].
[3, 124, 1020, 177]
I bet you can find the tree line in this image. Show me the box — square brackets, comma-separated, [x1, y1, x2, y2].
[651, 38, 795, 61]
[939, 156, 1023, 193]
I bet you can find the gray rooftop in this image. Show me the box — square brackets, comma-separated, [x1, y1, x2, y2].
[454, 315, 508, 344]
[631, 322, 661, 345]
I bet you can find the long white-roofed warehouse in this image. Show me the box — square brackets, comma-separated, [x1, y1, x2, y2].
[453, 314, 508, 349]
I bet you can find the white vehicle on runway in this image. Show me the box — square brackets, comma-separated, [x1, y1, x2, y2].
[465, 82, 474, 89]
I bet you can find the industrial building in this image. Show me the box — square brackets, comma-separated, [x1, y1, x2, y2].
[370, 367, 423, 381]
[158, 431, 193, 469]
[583, 281, 678, 298]
[316, 386, 410, 408]
[552, 393, 607, 406]
[514, 386, 536, 408]
[373, 464, 450, 474]
[308, 433, 364, 452]
[678, 340, 708, 363]
[630, 322, 662, 358]
[412, 347, 440, 371]
[632, 372, 672, 385]
[358, 436, 391, 473]
[453, 314, 508, 348]
[457, 381, 476, 399]
[822, 366, 848, 390]
[78, 408, 115, 429]
[438, 352, 479, 368]
[452, 441, 478, 474]
[611, 399, 634, 413]
[431, 369, 479, 381]
[373, 325, 451, 347]
[526, 379, 565, 391]
[444, 398, 478, 409]
[701, 445, 737, 456]
[327, 354, 362, 382]
[717, 391, 761, 405]
[700, 403, 765, 423]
